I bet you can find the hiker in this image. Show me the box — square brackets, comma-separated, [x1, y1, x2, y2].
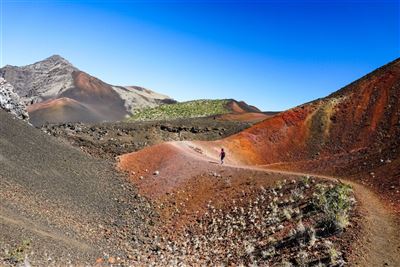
[220, 148, 226, 164]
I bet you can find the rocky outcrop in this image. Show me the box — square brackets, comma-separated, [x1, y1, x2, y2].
[0, 78, 29, 121]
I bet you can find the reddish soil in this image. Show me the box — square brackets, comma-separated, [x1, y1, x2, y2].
[117, 58, 400, 265]
[118, 140, 400, 266]
[28, 71, 128, 126]
[118, 142, 280, 216]
[226, 99, 262, 113]
[215, 112, 272, 123]
[27, 97, 80, 113]
[207, 58, 400, 211]
[27, 97, 103, 125]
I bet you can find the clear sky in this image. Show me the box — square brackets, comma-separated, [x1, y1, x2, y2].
[1, 0, 399, 111]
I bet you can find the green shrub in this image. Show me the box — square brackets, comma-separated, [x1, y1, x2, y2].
[4, 239, 31, 264]
[129, 99, 231, 121]
[313, 182, 353, 232]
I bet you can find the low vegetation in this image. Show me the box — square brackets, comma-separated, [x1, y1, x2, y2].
[2, 239, 31, 265]
[313, 182, 354, 234]
[138, 177, 356, 266]
[129, 99, 231, 121]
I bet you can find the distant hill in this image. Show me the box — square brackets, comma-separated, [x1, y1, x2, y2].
[0, 55, 175, 126]
[128, 99, 270, 122]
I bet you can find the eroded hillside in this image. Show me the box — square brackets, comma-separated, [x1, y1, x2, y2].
[203, 58, 400, 210]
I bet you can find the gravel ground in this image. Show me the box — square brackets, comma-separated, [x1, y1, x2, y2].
[0, 110, 157, 265]
[41, 117, 253, 159]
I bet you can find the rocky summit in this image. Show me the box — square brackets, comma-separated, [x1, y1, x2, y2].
[0, 55, 77, 105]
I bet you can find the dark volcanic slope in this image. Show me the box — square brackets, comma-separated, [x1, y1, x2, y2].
[0, 110, 155, 265]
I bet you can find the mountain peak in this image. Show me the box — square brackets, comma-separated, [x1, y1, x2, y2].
[41, 54, 73, 66]
[47, 54, 64, 60]
[0, 55, 78, 104]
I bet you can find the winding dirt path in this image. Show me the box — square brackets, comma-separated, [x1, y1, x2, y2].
[171, 141, 400, 266]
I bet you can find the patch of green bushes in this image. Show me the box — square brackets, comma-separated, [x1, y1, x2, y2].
[129, 99, 231, 121]
[4, 239, 31, 264]
[313, 182, 354, 233]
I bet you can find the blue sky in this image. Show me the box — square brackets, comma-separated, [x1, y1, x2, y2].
[1, 0, 399, 111]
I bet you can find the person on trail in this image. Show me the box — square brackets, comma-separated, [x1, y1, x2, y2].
[220, 148, 226, 164]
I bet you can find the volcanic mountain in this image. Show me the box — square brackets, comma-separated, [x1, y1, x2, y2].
[0, 55, 175, 126]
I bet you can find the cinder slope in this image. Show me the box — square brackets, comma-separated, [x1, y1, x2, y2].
[226, 99, 261, 113]
[223, 58, 400, 163]
[61, 71, 128, 120]
[0, 110, 154, 265]
[27, 97, 102, 125]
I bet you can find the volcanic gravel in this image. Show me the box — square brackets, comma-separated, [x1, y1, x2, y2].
[0, 110, 157, 265]
[41, 117, 253, 159]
